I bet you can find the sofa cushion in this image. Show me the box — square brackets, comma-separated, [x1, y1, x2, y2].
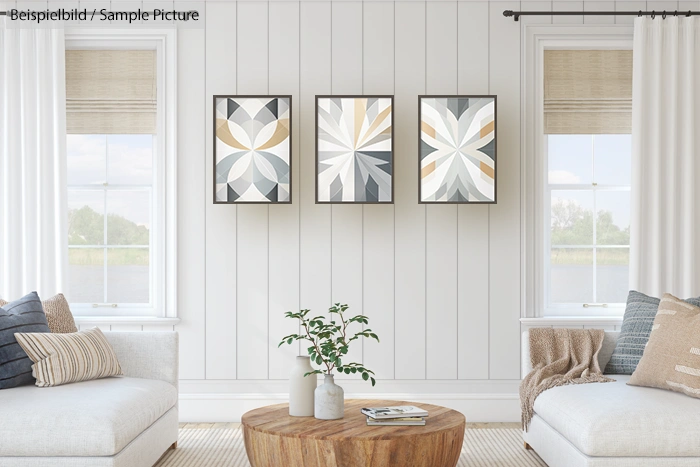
[629, 294, 700, 399]
[605, 291, 700, 375]
[0, 376, 177, 456]
[534, 374, 700, 457]
[16, 327, 123, 387]
[0, 294, 78, 333]
[40, 293, 78, 333]
[0, 292, 51, 389]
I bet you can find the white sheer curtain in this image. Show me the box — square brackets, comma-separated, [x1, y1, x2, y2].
[0, 25, 68, 300]
[630, 17, 700, 297]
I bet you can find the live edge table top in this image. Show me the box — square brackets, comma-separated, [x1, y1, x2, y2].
[241, 399, 465, 440]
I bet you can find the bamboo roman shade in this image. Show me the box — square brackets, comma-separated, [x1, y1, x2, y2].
[66, 50, 156, 134]
[544, 50, 632, 134]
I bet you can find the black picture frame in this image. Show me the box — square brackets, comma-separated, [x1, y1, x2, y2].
[315, 95, 395, 204]
[213, 95, 293, 204]
[418, 95, 497, 204]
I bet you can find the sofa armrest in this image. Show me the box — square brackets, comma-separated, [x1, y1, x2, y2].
[103, 332, 179, 390]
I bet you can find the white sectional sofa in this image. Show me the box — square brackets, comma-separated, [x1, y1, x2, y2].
[0, 332, 179, 467]
[522, 330, 700, 466]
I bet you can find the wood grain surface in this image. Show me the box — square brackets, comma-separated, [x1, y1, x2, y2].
[241, 399, 466, 467]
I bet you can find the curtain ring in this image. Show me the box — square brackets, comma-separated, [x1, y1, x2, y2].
[638, 10, 643, 17]
[674, 10, 678, 17]
[651, 10, 656, 19]
[687, 10, 692, 17]
[662, 11, 667, 19]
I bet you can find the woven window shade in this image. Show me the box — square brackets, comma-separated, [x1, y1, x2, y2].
[544, 50, 632, 134]
[66, 50, 156, 134]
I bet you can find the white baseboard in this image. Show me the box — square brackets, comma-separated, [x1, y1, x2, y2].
[179, 392, 521, 423]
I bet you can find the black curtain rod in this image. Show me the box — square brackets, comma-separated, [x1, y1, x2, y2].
[504, 9, 700, 21]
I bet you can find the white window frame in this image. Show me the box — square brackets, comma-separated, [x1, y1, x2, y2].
[521, 25, 632, 319]
[65, 29, 177, 320]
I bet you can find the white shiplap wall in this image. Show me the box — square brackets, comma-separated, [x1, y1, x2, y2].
[94, 0, 694, 422]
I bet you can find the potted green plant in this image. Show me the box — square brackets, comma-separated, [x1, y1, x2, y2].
[279, 303, 379, 420]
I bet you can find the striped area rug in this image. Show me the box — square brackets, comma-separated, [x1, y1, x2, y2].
[156, 425, 546, 467]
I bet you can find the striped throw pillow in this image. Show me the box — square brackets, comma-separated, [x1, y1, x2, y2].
[0, 292, 51, 389]
[629, 294, 700, 399]
[15, 327, 123, 387]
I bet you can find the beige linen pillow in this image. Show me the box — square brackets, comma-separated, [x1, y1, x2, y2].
[0, 293, 77, 333]
[629, 293, 700, 398]
[14, 327, 123, 387]
[41, 293, 78, 333]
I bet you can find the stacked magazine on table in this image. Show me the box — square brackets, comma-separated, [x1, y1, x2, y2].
[361, 406, 428, 426]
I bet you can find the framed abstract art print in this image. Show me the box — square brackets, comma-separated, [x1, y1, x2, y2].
[214, 95, 292, 203]
[419, 95, 496, 203]
[316, 96, 393, 203]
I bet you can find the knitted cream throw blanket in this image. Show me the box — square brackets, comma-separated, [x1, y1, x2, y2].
[520, 328, 614, 431]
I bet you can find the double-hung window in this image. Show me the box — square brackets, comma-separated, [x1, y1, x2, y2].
[543, 49, 632, 316]
[65, 31, 176, 318]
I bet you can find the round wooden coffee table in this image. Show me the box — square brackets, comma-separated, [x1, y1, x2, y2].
[241, 399, 465, 467]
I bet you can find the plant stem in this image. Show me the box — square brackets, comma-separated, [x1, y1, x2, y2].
[302, 321, 331, 374]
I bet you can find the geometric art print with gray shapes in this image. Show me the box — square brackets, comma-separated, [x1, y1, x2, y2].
[419, 96, 496, 203]
[214, 96, 291, 203]
[316, 96, 393, 203]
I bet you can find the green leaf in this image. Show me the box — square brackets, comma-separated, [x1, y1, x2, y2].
[287, 337, 293, 345]
[344, 367, 351, 374]
[335, 358, 342, 367]
[362, 372, 369, 381]
[351, 368, 357, 374]
[370, 377, 376, 386]
[316, 355, 323, 365]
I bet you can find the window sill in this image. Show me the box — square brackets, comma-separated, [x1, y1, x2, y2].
[74, 316, 181, 326]
[520, 316, 622, 327]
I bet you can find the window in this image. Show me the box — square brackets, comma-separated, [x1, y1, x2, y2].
[67, 134, 154, 311]
[522, 28, 634, 318]
[546, 134, 631, 312]
[65, 31, 177, 318]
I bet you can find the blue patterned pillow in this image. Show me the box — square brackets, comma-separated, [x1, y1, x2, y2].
[605, 291, 700, 374]
[0, 292, 50, 389]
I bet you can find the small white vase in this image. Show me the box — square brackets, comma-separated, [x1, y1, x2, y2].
[289, 356, 316, 417]
[314, 374, 344, 420]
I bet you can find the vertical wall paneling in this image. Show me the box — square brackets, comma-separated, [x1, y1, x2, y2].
[584, 1, 615, 24]
[362, 1, 396, 380]
[457, 1, 490, 380]
[236, 1, 270, 380]
[394, 2, 427, 380]
[299, 2, 332, 373]
[552, 1, 584, 24]
[488, 1, 521, 380]
[175, 2, 206, 380]
[205, 2, 238, 380]
[268, 1, 302, 379]
[330, 2, 364, 378]
[425, 1, 458, 380]
[87, 0, 653, 405]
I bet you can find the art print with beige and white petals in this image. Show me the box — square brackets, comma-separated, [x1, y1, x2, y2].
[316, 96, 393, 203]
[419, 96, 496, 203]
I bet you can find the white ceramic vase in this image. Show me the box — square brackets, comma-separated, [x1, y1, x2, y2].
[289, 356, 316, 417]
[314, 374, 344, 420]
